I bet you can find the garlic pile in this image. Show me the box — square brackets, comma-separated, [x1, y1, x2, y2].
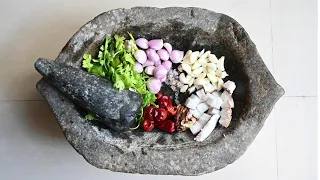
[177, 49, 237, 142]
[178, 49, 228, 93]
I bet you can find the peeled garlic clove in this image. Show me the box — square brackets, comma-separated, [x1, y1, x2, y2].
[203, 67, 208, 74]
[215, 69, 222, 78]
[184, 50, 192, 59]
[192, 67, 203, 75]
[192, 62, 201, 69]
[194, 78, 210, 86]
[217, 78, 224, 91]
[179, 73, 188, 84]
[180, 85, 189, 93]
[221, 71, 228, 79]
[207, 74, 218, 83]
[197, 57, 207, 65]
[187, 85, 196, 94]
[200, 50, 211, 59]
[195, 73, 206, 78]
[182, 63, 192, 74]
[190, 51, 200, 63]
[188, 77, 195, 87]
[185, 75, 192, 82]
[207, 63, 217, 70]
[223, 80, 236, 94]
[208, 54, 219, 64]
[207, 68, 216, 76]
[198, 49, 205, 57]
[217, 56, 225, 71]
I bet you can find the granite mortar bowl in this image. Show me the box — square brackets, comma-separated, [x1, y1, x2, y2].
[36, 7, 285, 175]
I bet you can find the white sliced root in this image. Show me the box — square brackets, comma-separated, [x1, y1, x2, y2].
[200, 50, 211, 59]
[185, 95, 201, 109]
[197, 57, 207, 65]
[206, 95, 223, 109]
[190, 122, 202, 135]
[187, 86, 196, 94]
[182, 64, 192, 74]
[196, 103, 209, 114]
[194, 78, 210, 86]
[223, 80, 236, 94]
[208, 54, 219, 64]
[180, 85, 188, 93]
[207, 108, 220, 115]
[203, 83, 216, 93]
[194, 114, 220, 142]
[219, 108, 232, 128]
[190, 109, 203, 119]
[220, 91, 234, 108]
[179, 73, 188, 84]
[211, 91, 222, 97]
[196, 89, 206, 99]
[195, 85, 203, 89]
[217, 56, 225, 71]
[198, 113, 211, 125]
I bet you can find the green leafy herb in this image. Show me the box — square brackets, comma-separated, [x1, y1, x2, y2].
[82, 33, 156, 128]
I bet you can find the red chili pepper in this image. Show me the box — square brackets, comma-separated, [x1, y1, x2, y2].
[143, 106, 155, 121]
[154, 108, 168, 121]
[157, 95, 173, 108]
[157, 93, 163, 100]
[142, 119, 154, 132]
[166, 105, 177, 118]
[155, 120, 175, 133]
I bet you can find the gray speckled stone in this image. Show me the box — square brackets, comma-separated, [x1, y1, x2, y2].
[35, 58, 142, 132]
[35, 7, 284, 175]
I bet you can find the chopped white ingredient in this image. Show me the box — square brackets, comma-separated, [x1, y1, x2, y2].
[182, 64, 192, 74]
[198, 49, 205, 57]
[185, 95, 201, 109]
[197, 57, 207, 65]
[192, 62, 201, 69]
[207, 68, 216, 75]
[184, 50, 192, 59]
[207, 108, 220, 115]
[220, 91, 235, 108]
[179, 73, 188, 84]
[211, 91, 222, 97]
[190, 122, 202, 135]
[198, 113, 211, 125]
[188, 77, 195, 86]
[220, 71, 228, 79]
[192, 67, 203, 75]
[196, 89, 206, 99]
[194, 78, 210, 86]
[195, 73, 206, 78]
[194, 114, 220, 142]
[203, 83, 216, 93]
[200, 50, 211, 59]
[195, 85, 203, 89]
[217, 56, 225, 71]
[217, 78, 224, 91]
[208, 54, 219, 64]
[196, 103, 209, 114]
[223, 80, 236, 94]
[207, 74, 218, 83]
[187, 86, 196, 94]
[206, 95, 223, 109]
[207, 63, 217, 70]
[190, 94, 200, 100]
[190, 51, 199, 63]
[190, 109, 203, 119]
[219, 108, 232, 128]
[180, 85, 188, 93]
[177, 64, 183, 72]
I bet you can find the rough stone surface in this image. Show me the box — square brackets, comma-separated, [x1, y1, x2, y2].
[36, 7, 285, 175]
[35, 58, 142, 131]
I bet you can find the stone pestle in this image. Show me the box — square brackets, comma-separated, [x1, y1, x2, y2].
[34, 58, 142, 132]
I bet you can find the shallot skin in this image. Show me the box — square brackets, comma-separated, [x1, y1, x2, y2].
[136, 38, 149, 49]
[148, 39, 164, 50]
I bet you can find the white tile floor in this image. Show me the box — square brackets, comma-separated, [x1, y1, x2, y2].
[0, 0, 317, 180]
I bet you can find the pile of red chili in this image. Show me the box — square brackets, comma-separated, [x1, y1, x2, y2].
[142, 93, 177, 133]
